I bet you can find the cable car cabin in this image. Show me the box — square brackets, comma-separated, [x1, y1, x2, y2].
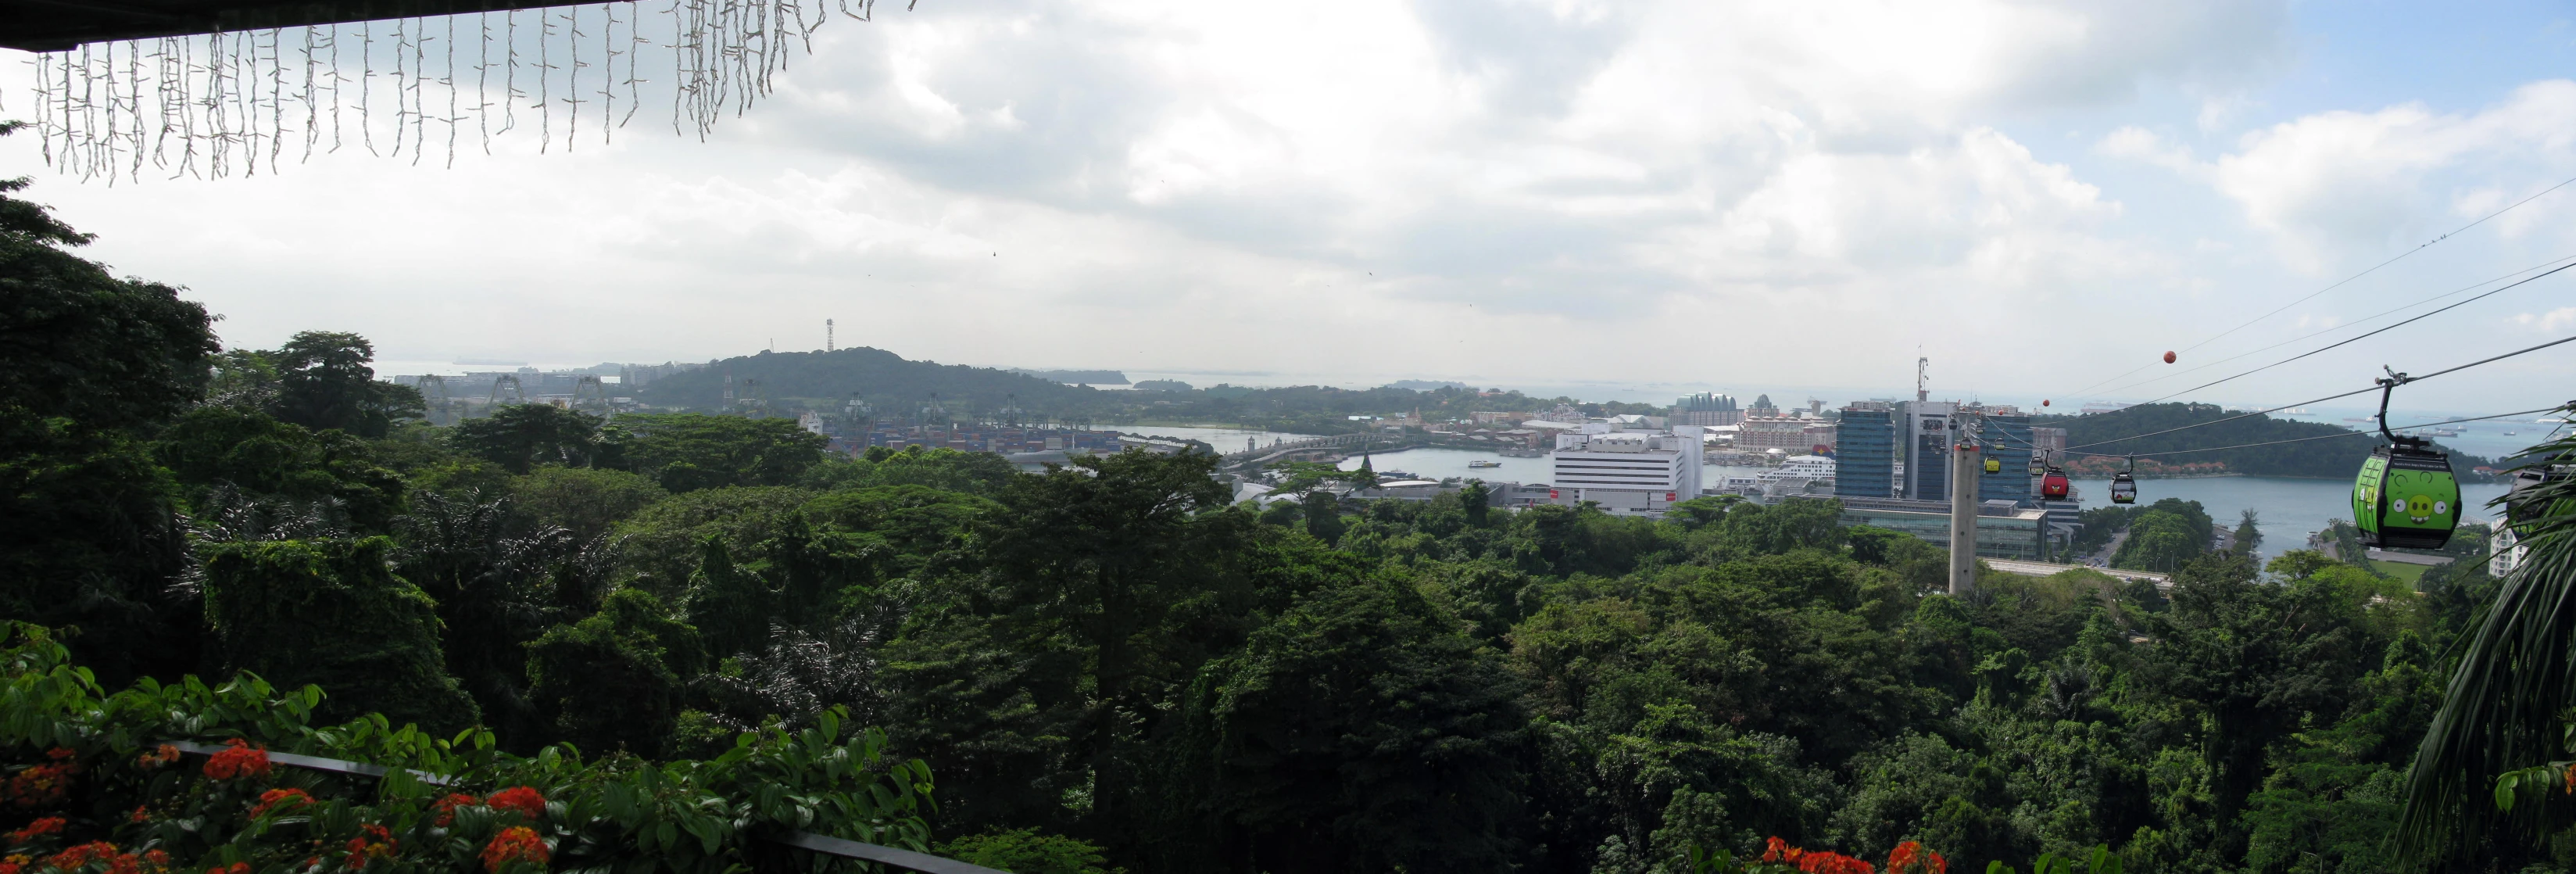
[2352, 443, 2460, 549]
[2040, 469, 2071, 501]
[2027, 457, 2046, 477]
[1984, 457, 2002, 474]
[2507, 462, 2574, 531]
[2110, 473, 2138, 504]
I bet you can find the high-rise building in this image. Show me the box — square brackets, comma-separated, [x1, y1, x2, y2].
[1977, 412, 2032, 503]
[1673, 392, 1741, 426]
[1900, 400, 1958, 503]
[1835, 404, 1897, 500]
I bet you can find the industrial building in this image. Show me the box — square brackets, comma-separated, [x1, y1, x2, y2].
[1838, 497, 2051, 561]
[1549, 423, 1706, 517]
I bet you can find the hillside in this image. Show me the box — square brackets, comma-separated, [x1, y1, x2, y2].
[2042, 402, 2493, 478]
[635, 347, 1115, 416]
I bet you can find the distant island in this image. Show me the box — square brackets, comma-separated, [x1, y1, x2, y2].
[2041, 402, 2497, 480]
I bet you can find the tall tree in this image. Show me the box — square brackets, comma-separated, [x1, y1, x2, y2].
[453, 403, 609, 474]
[978, 450, 1249, 833]
[201, 536, 480, 734]
[270, 331, 421, 437]
[0, 124, 215, 684]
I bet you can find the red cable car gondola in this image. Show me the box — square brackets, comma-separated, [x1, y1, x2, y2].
[2041, 467, 2071, 501]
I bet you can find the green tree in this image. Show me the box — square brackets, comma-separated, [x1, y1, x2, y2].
[270, 331, 422, 437]
[525, 588, 703, 757]
[976, 450, 1248, 833]
[156, 405, 409, 532]
[613, 485, 817, 596]
[1181, 578, 1530, 873]
[200, 536, 479, 734]
[510, 466, 667, 541]
[1303, 490, 1344, 543]
[2232, 509, 2263, 555]
[0, 134, 214, 684]
[1460, 479, 1491, 526]
[615, 413, 830, 492]
[453, 403, 608, 474]
[935, 829, 1122, 874]
[803, 445, 1020, 495]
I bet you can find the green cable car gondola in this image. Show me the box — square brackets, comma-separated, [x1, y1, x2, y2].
[1984, 456, 2002, 474]
[2352, 372, 2460, 549]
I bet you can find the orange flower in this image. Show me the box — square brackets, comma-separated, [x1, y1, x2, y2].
[486, 787, 545, 820]
[345, 823, 397, 871]
[41, 750, 73, 763]
[6, 764, 76, 809]
[479, 826, 549, 873]
[7, 818, 64, 844]
[202, 740, 271, 782]
[251, 788, 315, 818]
[129, 806, 150, 824]
[431, 793, 481, 827]
[134, 747, 181, 771]
[1886, 841, 1945, 874]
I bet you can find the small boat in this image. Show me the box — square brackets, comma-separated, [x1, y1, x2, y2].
[2505, 431, 2520, 436]
[1467, 460, 1501, 468]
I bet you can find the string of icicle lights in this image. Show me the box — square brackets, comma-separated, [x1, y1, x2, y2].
[22, 0, 895, 183]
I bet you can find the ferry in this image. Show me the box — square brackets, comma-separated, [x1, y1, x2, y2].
[2280, 407, 2313, 416]
[1467, 460, 1502, 468]
[1756, 455, 1837, 490]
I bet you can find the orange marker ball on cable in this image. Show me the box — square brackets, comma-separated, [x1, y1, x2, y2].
[2163, 350, 2177, 364]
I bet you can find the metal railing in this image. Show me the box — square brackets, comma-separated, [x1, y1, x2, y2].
[162, 740, 1005, 874]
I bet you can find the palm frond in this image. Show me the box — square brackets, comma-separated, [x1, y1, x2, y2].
[2399, 407, 2576, 862]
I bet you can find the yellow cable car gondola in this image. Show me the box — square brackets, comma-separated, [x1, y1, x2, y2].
[1985, 455, 2002, 474]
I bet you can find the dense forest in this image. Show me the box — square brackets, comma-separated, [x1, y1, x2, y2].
[7, 143, 2574, 874]
[633, 347, 1658, 432]
[2041, 403, 2492, 479]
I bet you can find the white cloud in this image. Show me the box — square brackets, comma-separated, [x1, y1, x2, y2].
[2206, 80, 2576, 270]
[5, 0, 2435, 401]
[2515, 307, 2576, 332]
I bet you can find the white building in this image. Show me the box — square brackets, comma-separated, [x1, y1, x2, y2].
[1549, 424, 1705, 517]
[2493, 518, 2528, 577]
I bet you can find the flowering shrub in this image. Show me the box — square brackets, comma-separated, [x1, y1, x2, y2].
[484, 787, 544, 820]
[479, 826, 549, 873]
[0, 622, 935, 874]
[1885, 841, 1945, 874]
[245, 790, 310, 819]
[195, 743, 266, 783]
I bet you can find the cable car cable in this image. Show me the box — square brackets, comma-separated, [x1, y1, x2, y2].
[2127, 260, 2576, 405]
[2048, 406, 2560, 459]
[2054, 172, 2576, 399]
[2061, 331, 2576, 451]
[2081, 253, 2576, 400]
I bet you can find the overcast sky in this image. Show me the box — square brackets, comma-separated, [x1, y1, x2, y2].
[5, 0, 2575, 414]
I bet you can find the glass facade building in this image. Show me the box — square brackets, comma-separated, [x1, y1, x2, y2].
[1834, 407, 1896, 500]
[1979, 414, 2033, 503]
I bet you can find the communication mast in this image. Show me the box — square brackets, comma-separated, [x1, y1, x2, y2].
[1916, 353, 1929, 403]
[827, 319, 835, 353]
[737, 378, 770, 418]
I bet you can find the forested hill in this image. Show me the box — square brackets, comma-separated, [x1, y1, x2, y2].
[635, 347, 1110, 414]
[2043, 402, 2488, 478]
[631, 346, 1669, 430]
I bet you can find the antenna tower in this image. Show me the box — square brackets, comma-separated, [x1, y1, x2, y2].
[1916, 354, 1930, 403]
[827, 319, 835, 353]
